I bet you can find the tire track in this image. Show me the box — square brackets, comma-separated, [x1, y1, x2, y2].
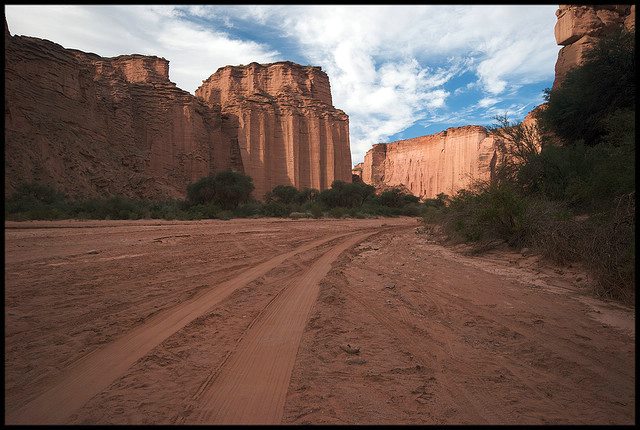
[340, 281, 496, 423]
[5, 231, 355, 425]
[187, 231, 377, 424]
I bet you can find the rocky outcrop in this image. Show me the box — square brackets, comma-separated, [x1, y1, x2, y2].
[4, 27, 240, 199]
[352, 163, 364, 181]
[4, 25, 350, 200]
[359, 126, 498, 199]
[196, 62, 352, 199]
[553, 4, 635, 88]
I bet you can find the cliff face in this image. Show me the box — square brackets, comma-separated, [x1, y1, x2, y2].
[4, 29, 240, 199]
[196, 62, 352, 199]
[360, 126, 497, 199]
[4, 27, 349, 200]
[553, 4, 635, 88]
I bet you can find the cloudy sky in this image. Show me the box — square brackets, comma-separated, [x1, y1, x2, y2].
[5, 5, 560, 164]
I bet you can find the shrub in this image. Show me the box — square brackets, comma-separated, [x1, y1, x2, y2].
[264, 185, 299, 204]
[318, 180, 376, 208]
[215, 210, 234, 220]
[328, 207, 347, 218]
[516, 139, 634, 212]
[187, 170, 255, 209]
[233, 201, 262, 218]
[438, 183, 532, 246]
[289, 211, 312, 219]
[424, 193, 448, 208]
[296, 187, 319, 204]
[537, 28, 635, 146]
[308, 203, 324, 219]
[376, 188, 419, 208]
[262, 200, 291, 217]
[488, 114, 542, 184]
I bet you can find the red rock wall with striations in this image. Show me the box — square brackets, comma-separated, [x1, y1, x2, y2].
[4, 28, 241, 199]
[360, 126, 498, 199]
[196, 62, 352, 199]
[553, 4, 635, 89]
[4, 24, 350, 200]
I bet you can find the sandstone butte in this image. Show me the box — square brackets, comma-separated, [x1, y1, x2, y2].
[354, 4, 635, 199]
[4, 20, 351, 200]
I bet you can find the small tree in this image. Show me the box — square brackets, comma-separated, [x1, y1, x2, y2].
[296, 187, 319, 204]
[377, 188, 419, 208]
[264, 185, 299, 204]
[187, 170, 254, 210]
[537, 28, 635, 146]
[318, 180, 375, 208]
[487, 114, 542, 185]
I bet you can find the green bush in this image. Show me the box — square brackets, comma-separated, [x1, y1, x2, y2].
[186, 170, 255, 209]
[376, 188, 419, 208]
[296, 188, 319, 204]
[438, 183, 532, 246]
[215, 210, 234, 220]
[233, 201, 262, 218]
[424, 193, 448, 208]
[308, 203, 324, 218]
[537, 28, 635, 146]
[262, 200, 291, 217]
[264, 185, 299, 204]
[318, 180, 376, 208]
[328, 207, 348, 218]
[516, 140, 634, 212]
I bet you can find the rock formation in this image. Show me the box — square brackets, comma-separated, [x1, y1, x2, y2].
[553, 4, 635, 88]
[358, 4, 636, 200]
[352, 163, 364, 181]
[4, 23, 350, 200]
[359, 126, 497, 199]
[196, 62, 352, 199]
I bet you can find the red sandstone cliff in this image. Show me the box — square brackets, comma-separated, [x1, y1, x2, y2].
[4, 27, 239, 199]
[360, 126, 497, 199]
[553, 4, 635, 88]
[4, 25, 350, 200]
[358, 4, 635, 199]
[196, 62, 352, 199]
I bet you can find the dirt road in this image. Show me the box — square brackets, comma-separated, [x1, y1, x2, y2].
[4, 218, 635, 424]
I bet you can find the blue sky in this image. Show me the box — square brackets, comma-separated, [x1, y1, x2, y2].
[4, 5, 560, 165]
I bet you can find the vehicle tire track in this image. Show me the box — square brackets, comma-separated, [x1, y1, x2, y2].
[187, 231, 377, 424]
[5, 231, 355, 425]
[340, 280, 496, 423]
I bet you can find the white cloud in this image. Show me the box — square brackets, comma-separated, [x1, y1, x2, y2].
[477, 97, 501, 108]
[4, 5, 280, 93]
[216, 5, 559, 163]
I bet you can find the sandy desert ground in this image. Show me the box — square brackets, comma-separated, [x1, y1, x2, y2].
[4, 218, 635, 424]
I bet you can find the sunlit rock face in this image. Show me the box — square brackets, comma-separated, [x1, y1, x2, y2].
[553, 4, 635, 89]
[4, 23, 239, 199]
[4, 20, 351, 200]
[360, 126, 498, 199]
[196, 62, 352, 199]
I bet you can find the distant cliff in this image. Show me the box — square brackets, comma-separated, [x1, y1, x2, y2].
[359, 126, 497, 199]
[196, 62, 352, 199]
[357, 4, 635, 199]
[4, 22, 350, 200]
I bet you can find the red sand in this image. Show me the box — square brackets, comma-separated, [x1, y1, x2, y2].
[4, 218, 634, 424]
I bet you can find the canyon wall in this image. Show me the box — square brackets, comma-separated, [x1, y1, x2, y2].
[4, 24, 350, 200]
[196, 62, 352, 199]
[4, 26, 238, 199]
[360, 126, 497, 199]
[358, 4, 635, 199]
[553, 4, 635, 88]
